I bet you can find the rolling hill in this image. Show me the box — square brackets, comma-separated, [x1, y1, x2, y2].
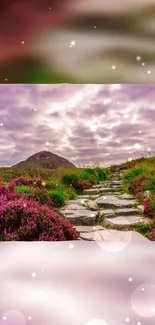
[12, 151, 75, 170]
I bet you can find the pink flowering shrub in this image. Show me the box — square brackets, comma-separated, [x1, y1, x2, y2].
[8, 177, 55, 209]
[0, 182, 78, 241]
[148, 229, 155, 241]
[8, 176, 43, 189]
[143, 194, 155, 218]
[72, 180, 85, 194]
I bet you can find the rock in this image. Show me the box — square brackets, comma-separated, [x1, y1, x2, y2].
[118, 193, 136, 200]
[85, 200, 99, 211]
[138, 205, 144, 212]
[75, 225, 105, 233]
[77, 195, 100, 200]
[99, 209, 116, 218]
[96, 195, 137, 209]
[78, 229, 149, 242]
[144, 190, 151, 198]
[115, 208, 141, 216]
[84, 188, 101, 195]
[62, 210, 98, 225]
[84, 187, 120, 195]
[62, 203, 87, 210]
[104, 216, 149, 228]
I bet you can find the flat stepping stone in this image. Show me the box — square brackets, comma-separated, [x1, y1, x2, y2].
[61, 210, 99, 225]
[115, 208, 141, 216]
[61, 203, 87, 210]
[79, 229, 149, 242]
[77, 195, 100, 200]
[84, 188, 120, 195]
[66, 200, 87, 205]
[138, 205, 144, 212]
[96, 196, 137, 208]
[100, 209, 116, 218]
[75, 225, 105, 233]
[118, 193, 136, 200]
[104, 216, 149, 228]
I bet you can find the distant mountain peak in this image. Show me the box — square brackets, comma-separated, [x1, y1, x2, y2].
[13, 151, 75, 169]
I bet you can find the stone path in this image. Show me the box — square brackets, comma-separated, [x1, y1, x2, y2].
[59, 172, 152, 242]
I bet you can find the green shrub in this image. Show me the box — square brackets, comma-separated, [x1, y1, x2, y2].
[61, 173, 79, 186]
[124, 166, 152, 181]
[48, 186, 66, 207]
[64, 187, 77, 200]
[44, 180, 57, 191]
[80, 167, 106, 183]
[95, 167, 106, 181]
[49, 192, 65, 206]
[16, 185, 31, 194]
[144, 175, 155, 191]
[80, 170, 97, 183]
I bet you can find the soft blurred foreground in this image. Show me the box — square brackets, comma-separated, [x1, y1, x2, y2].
[1, 0, 155, 82]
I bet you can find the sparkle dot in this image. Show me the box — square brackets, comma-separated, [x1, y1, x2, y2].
[94, 26, 96, 28]
[31, 272, 36, 278]
[141, 288, 144, 291]
[5, 78, 7, 81]
[69, 243, 74, 249]
[128, 277, 132, 282]
[137, 322, 141, 325]
[21, 41, 24, 44]
[34, 108, 37, 111]
[148, 70, 151, 74]
[71, 40, 76, 46]
[112, 65, 116, 70]
[45, 142, 49, 146]
[41, 269, 44, 272]
[0, 123, 3, 126]
[142, 62, 145, 66]
[49, 7, 51, 9]
[151, 308, 155, 313]
[139, 130, 142, 133]
[128, 158, 132, 162]
[3, 316, 7, 320]
[134, 143, 141, 149]
[28, 316, 32, 320]
[125, 317, 130, 322]
[136, 56, 141, 61]
[147, 148, 151, 151]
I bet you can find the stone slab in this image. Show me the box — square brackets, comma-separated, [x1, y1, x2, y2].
[75, 225, 105, 233]
[115, 208, 141, 216]
[84, 188, 120, 195]
[62, 203, 87, 210]
[138, 205, 144, 212]
[104, 216, 147, 228]
[79, 229, 149, 242]
[99, 209, 116, 218]
[96, 196, 137, 208]
[62, 210, 99, 225]
[118, 194, 136, 200]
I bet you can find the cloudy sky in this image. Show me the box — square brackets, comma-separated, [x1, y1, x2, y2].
[0, 84, 154, 167]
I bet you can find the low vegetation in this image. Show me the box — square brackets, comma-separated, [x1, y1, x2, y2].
[0, 166, 107, 241]
[121, 157, 155, 240]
